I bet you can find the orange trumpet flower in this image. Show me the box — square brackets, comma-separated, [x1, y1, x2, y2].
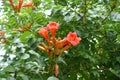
[66, 32, 81, 46]
[47, 22, 59, 38]
[38, 27, 50, 42]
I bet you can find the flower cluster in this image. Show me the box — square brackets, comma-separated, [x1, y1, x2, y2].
[9, 0, 34, 12]
[38, 22, 81, 56]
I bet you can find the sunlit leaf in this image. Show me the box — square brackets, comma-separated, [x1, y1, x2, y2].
[47, 76, 59, 80]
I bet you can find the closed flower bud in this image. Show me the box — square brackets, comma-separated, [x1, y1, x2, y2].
[0, 31, 4, 36]
[54, 63, 59, 77]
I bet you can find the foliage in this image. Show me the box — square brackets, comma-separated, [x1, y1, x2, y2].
[0, 0, 120, 80]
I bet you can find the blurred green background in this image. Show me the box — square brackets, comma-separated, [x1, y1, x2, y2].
[0, 0, 120, 80]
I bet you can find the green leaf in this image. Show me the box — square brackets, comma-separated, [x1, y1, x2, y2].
[8, 77, 16, 80]
[3, 65, 15, 72]
[54, 0, 67, 6]
[58, 56, 66, 65]
[92, 71, 100, 77]
[47, 76, 59, 80]
[17, 72, 29, 80]
[109, 68, 120, 78]
[117, 34, 120, 42]
[20, 31, 31, 42]
[28, 50, 40, 58]
[28, 38, 36, 47]
[116, 57, 120, 63]
[21, 54, 30, 60]
[16, 48, 25, 53]
[0, 71, 8, 78]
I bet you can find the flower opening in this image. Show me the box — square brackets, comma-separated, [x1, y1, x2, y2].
[47, 22, 59, 37]
[38, 27, 50, 41]
[66, 32, 81, 46]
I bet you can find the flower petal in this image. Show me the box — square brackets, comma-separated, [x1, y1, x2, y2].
[38, 27, 50, 41]
[47, 22, 59, 37]
[66, 32, 81, 46]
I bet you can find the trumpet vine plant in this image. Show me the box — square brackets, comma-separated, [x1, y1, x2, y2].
[37, 22, 81, 77]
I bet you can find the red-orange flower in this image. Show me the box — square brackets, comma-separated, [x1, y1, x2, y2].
[22, 0, 34, 9]
[66, 32, 81, 46]
[56, 39, 68, 48]
[47, 22, 59, 37]
[38, 27, 50, 41]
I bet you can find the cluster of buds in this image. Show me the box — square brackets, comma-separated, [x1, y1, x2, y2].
[13, 22, 33, 32]
[37, 22, 81, 56]
[0, 31, 6, 44]
[9, 0, 34, 12]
